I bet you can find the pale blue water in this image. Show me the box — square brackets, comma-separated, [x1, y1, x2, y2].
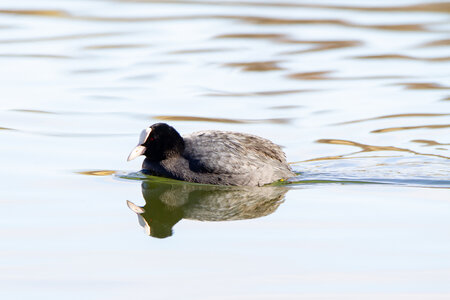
[0, 0, 449, 299]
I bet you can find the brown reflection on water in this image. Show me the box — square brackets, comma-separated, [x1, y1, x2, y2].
[182, 1, 449, 13]
[114, 0, 449, 14]
[283, 40, 361, 55]
[411, 139, 450, 147]
[354, 54, 450, 62]
[420, 39, 450, 48]
[83, 44, 149, 50]
[299, 139, 450, 162]
[288, 71, 331, 80]
[0, 9, 434, 33]
[11, 109, 56, 114]
[219, 16, 428, 32]
[304, 2, 450, 13]
[216, 34, 361, 54]
[203, 89, 311, 97]
[229, 16, 430, 32]
[368, 24, 427, 32]
[372, 124, 450, 134]
[287, 71, 406, 81]
[223, 60, 283, 72]
[0, 9, 69, 17]
[154, 115, 291, 124]
[77, 170, 116, 176]
[194, 1, 450, 13]
[336, 113, 449, 125]
[396, 82, 450, 90]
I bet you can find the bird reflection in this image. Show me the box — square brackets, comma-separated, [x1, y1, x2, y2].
[127, 180, 288, 238]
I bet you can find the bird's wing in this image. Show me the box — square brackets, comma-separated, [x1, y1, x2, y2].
[182, 130, 287, 175]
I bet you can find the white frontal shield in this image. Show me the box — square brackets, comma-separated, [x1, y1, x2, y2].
[127, 127, 152, 161]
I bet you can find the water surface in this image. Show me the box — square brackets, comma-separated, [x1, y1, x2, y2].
[0, 0, 449, 299]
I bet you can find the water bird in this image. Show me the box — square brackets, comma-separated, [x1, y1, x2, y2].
[127, 123, 295, 186]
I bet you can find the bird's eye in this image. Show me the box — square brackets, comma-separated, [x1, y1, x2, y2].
[150, 137, 155, 141]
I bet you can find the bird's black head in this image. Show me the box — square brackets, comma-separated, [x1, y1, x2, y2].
[127, 123, 185, 162]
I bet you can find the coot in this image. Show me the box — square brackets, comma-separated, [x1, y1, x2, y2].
[127, 123, 295, 186]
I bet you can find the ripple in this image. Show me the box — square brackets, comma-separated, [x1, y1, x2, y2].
[77, 170, 116, 176]
[10, 109, 56, 114]
[221, 16, 431, 32]
[8, 109, 148, 120]
[372, 124, 450, 133]
[71, 68, 118, 74]
[0, 9, 69, 17]
[87, 95, 128, 101]
[269, 105, 303, 110]
[123, 73, 158, 81]
[1, 8, 433, 34]
[4, 127, 131, 138]
[83, 44, 149, 50]
[353, 54, 450, 62]
[411, 139, 450, 147]
[368, 24, 428, 32]
[169, 48, 234, 54]
[216, 33, 361, 54]
[287, 71, 331, 80]
[304, 139, 450, 161]
[0, 32, 129, 45]
[76, 86, 147, 92]
[203, 89, 311, 97]
[288, 71, 406, 81]
[307, 2, 450, 13]
[153, 115, 291, 124]
[223, 60, 283, 72]
[0, 54, 72, 59]
[420, 39, 450, 47]
[282, 40, 362, 55]
[215, 33, 286, 40]
[293, 156, 450, 188]
[395, 82, 450, 90]
[336, 113, 449, 125]
[113, 1, 449, 14]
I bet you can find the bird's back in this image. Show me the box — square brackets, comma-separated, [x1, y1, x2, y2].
[182, 130, 294, 186]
